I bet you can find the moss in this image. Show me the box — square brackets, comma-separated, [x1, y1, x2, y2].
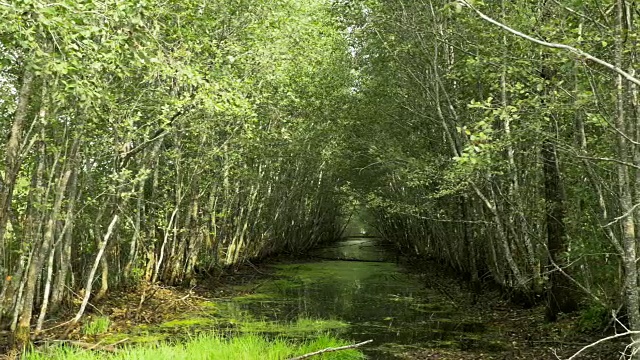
[411, 302, 452, 313]
[102, 333, 167, 344]
[159, 317, 215, 328]
[273, 262, 405, 285]
[485, 340, 508, 352]
[375, 342, 422, 353]
[84, 242, 500, 359]
[433, 340, 458, 348]
[239, 317, 349, 335]
[201, 301, 218, 310]
[577, 304, 609, 332]
[233, 293, 274, 302]
[13, 324, 30, 349]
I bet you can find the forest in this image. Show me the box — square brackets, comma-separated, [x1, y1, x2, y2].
[1, 0, 640, 359]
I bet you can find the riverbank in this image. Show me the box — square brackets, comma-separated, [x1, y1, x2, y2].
[3, 270, 366, 360]
[397, 260, 626, 360]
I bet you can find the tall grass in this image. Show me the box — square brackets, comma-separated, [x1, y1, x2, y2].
[82, 316, 111, 336]
[23, 333, 365, 360]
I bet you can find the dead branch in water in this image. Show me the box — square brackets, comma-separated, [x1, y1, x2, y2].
[287, 339, 373, 360]
[37, 338, 129, 353]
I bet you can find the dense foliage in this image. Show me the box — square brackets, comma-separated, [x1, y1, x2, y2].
[341, 0, 640, 356]
[0, 0, 352, 347]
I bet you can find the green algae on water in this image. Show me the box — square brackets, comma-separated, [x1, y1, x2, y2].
[85, 239, 505, 360]
[239, 317, 349, 335]
[159, 317, 215, 328]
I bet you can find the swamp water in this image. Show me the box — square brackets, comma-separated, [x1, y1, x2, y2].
[108, 238, 503, 359]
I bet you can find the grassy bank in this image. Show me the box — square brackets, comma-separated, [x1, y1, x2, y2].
[23, 333, 365, 360]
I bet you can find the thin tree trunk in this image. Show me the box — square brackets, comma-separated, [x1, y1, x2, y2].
[50, 167, 79, 312]
[0, 70, 35, 276]
[500, 0, 541, 295]
[153, 206, 179, 283]
[95, 252, 109, 301]
[69, 214, 119, 326]
[615, 0, 640, 353]
[542, 138, 577, 320]
[9, 250, 31, 333]
[473, 182, 526, 289]
[462, 196, 480, 295]
[124, 183, 143, 276]
[11, 121, 51, 349]
[34, 136, 76, 332]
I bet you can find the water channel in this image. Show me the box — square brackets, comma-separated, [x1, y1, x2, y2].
[111, 237, 502, 358]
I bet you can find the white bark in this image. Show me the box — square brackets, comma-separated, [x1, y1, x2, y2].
[70, 214, 119, 325]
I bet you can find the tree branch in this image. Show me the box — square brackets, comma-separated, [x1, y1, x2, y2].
[118, 105, 192, 169]
[577, 155, 640, 170]
[602, 202, 640, 228]
[287, 339, 373, 360]
[565, 331, 640, 360]
[548, 0, 608, 30]
[458, 0, 640, 87]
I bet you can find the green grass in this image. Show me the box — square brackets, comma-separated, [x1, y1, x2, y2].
[23, 333, 365, 360]
[82, 316, 111, 336]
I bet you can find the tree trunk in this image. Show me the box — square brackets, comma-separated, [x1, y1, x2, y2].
[34, 136, 76, 332]
[11, 128, 47, 349]
[69, 214, 119, 327]
[50, 167, 79, 312]
[615, 0, 640, 353]
[542, 138, 577, 321]
[0, 70, 35, 276]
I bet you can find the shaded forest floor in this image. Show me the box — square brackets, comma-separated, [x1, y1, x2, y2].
[1, 258, 628, 360]
[401, 299, 624, 360]
[399, 260, 626, 360]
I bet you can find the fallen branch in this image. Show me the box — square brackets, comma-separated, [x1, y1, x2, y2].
[565, 331, 640, 360]
[246, 260, 267, 275]
[42, 285, 104, 334]
[530, 339, 587, 346]
[287, 339, 373, 360]
[41, 338, 129, 353]
[310, 256, 390, 263]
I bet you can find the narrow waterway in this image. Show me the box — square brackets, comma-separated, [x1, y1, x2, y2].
[107, 238, 501, 359]
[226, 237, 492, 358]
